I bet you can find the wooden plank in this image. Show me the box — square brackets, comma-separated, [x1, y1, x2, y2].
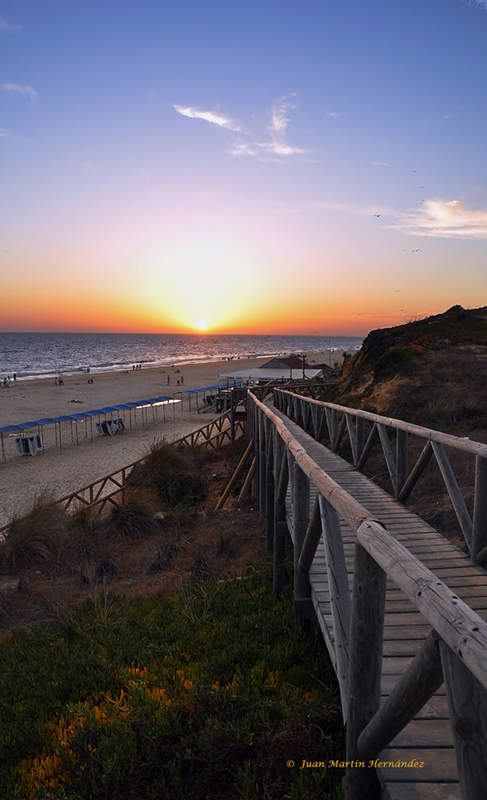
[377, 748, 458, 783]
[386, 783, 461, 800]
[389, 719, 453, 748]
[358, 633, 444, 761]
[357, 519, 487, 691]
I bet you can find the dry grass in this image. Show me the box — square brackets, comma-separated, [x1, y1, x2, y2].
[0, 441, 264, 638]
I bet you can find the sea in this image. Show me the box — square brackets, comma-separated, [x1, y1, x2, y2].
[0, 332, 364, 381]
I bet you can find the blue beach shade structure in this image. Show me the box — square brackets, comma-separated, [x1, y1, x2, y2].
[0, 424, 22, 463]
[174, 385, 220, 411]
[0, 396, 180, 461]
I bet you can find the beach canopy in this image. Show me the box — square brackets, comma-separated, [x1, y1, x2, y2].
[1, 395, 176, 456]
[0, 424, 22, 434]
[1, 394, 177, 435]
[181, 385, 220, 395]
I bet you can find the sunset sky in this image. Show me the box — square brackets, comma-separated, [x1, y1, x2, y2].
[2, 0, 487, 336]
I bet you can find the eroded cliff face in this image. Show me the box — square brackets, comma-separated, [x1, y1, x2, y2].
[327, 306, 487, 429]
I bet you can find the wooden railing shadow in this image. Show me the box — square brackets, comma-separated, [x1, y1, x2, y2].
[247, 390, 487, 800]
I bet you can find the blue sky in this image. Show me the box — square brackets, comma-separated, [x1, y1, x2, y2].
[1, 0, 487, 334]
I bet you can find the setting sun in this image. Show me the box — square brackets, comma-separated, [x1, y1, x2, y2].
[196, 321, 208, 331]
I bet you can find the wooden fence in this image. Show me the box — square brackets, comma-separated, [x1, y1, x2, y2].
[247, 390, 487, 800]
[273, 387, 487, 566]
[0, 410, 245, 534]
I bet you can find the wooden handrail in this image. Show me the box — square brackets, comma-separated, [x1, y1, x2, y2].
[275, 387, 487, 457]
[248, 390, 487, 800]
[251, 390, 487, 681]
[273, 388, 487, 561]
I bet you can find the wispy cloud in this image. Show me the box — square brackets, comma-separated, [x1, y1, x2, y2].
[3, 83, 38, 101]
[256, 140, 308, 156]
[0, 17, 20, 31]
[371, 161, 391, 167]
[262, 94, 309, 156]
[461, 1, 487, 11]
[419, 114, 450, 127]
[388, 199, 487, 239]
[326, 110, 341, 117]
[227, 141, 257, 157]
[174, 94, 308, 160]
[269, 94, 295, 134]
[173, 104, 242, 132]
[0, 128, 10, 138]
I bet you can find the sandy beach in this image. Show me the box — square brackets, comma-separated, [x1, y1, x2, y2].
[0, 352, 341, 527]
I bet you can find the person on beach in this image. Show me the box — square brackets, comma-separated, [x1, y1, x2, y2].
[167, 375, 170, 385]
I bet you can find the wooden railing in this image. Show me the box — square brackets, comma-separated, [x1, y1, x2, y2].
[0, 410, 245, 533]
[273, 387, 487, 565]
[247, 390, 487, 800]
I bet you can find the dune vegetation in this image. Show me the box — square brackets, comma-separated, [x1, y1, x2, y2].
[0, 438, 345, 799]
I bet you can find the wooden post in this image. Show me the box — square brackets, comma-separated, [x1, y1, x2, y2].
[377, 423, 396, 491]
[355, 415, 365, 466]
[395, 428, 408, 499]
[357, 423, 378, 471]
[292, 395, 300, 424]
[431, 441, 473, 551]
[265, 419, 275, 553]
[292, 462, 311, 619]
[301, 398, 311, 434]
[439, 639, 487, 800]
[357, 630, 443, 761]
[238, 457, 256, 500]
[334, 414, 347, 453]
[344, 543, 386, 800]
[472, 453, 487, 562]
[297, 495, 321, 576]
[310, 404, 320, 441]
[325, 407, 337, 448]
[319, 495, 352, 720]
[247, 394, 254, 443]
[397, 440, 433, 503]
[215, 440, 253, 510]
[258, 411, 266, 515]
[346, 414, 358, 465]
[273, 441, 288, 595]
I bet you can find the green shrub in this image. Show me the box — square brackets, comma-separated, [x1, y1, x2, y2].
[0, 553, 344, 799]
[127, 441, 205, 509]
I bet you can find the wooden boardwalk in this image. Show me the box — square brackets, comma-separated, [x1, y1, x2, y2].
[247, 391, 487, 800]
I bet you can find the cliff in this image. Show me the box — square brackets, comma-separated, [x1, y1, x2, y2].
[328, 305, 487, 430]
